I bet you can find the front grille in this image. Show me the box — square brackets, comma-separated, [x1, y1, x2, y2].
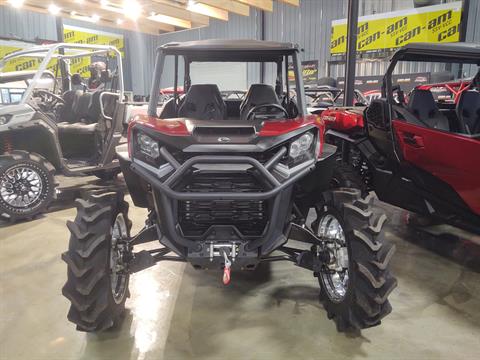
[177, 172, 268, 238]
[169, 147, 282, 166]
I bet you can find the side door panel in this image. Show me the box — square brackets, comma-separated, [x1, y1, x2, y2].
[392, 120, 480, 215]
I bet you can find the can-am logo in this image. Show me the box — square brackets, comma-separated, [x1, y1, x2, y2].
[217, 137, 231, 143]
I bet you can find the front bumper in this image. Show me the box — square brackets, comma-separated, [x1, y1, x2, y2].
[127, 146, 316, 269]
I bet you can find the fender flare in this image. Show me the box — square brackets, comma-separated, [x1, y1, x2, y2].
[1, 115, 62, 169]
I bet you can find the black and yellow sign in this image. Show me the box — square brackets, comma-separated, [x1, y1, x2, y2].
[0, 40, 41, 73]
[288, 60, 319, 85]
[0, 25, 124, 76]
[331, 1, 463, 55]
[63, 25, 124, 76]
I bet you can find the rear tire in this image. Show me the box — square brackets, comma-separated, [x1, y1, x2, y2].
[0, 150, 56, 222]
[313, 188, 397, 331]
[62, 191, 131, 332]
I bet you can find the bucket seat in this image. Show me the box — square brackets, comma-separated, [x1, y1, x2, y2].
[456, 90, 480, 134]
[57, 92, 97, 134]
[407, 89, 449, 131]
[178, 84, 226, 120]
[58, 90, 82, 123]
[240, 84, 280, 121]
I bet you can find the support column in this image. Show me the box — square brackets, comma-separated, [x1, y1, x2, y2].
[343, 0, 359, 106]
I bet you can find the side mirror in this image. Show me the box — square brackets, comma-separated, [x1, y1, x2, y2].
[365, 99, 391, 130]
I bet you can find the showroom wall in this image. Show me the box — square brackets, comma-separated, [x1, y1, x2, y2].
[1, 0, 479, 95]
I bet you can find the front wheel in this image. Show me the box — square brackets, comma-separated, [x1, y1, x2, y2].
[62, 191, 132, 332]
[312, 188, 397, 331]
[0, 151, 56, 221]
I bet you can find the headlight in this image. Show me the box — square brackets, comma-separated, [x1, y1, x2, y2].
[137, 133, 160, 159]
[289, 132, 314, 159]
[0, 115, 12, 125]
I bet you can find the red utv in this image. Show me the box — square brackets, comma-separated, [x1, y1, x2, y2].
[322, 43, 480, 234]
[62, 40, 397, 333]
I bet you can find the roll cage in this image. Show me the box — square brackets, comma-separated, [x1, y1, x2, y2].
[147, 39, 307, 117]
[0, 43, 124, 104]
[382, 42, 480, 102]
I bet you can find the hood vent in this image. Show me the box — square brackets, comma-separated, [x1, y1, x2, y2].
[193, 126, 256, 138]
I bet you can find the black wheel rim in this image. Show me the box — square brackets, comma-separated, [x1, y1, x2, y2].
[110, 213, 128, 304]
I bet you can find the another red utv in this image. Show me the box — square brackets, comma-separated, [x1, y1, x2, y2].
[322, 43, 480, 234]
[62, 40, 397, 333]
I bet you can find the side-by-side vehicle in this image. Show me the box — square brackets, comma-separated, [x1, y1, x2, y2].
[322, 43, 480, 234]
[62, 39, 397, 333]
[0, 43, 142, 221]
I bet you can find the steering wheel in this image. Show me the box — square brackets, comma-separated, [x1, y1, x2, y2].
[246, 103, 289, 121]
[33, 89, 64, 111]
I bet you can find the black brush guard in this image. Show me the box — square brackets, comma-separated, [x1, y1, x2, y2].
[130, 146, 316, 268]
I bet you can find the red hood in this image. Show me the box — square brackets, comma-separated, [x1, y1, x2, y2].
[130, 114, 323, 137]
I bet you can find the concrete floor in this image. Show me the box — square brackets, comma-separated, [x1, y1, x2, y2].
[1, 176, 480, 360]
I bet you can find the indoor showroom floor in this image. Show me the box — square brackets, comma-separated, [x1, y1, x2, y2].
[1, 176, 480, 360]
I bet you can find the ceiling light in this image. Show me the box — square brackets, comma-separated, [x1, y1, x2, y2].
[150, 11, 156, 17]
[74, 0, 84, 3]
[91, 14, 100, 22]
[116, 18, 124, 25]
[188, 0, 196, 6]
[48, 4, 61, 16]
[123, 0, 142, 21]
[70, 10, 77, 16]
[7, 0, 24, 8]
[100, 0, 109, 6]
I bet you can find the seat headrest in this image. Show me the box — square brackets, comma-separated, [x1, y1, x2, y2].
[178, 84, 226, 120]
[457, 90, 480, 133]
[408, 89, 438, 119]
[243, 84, 279, 107]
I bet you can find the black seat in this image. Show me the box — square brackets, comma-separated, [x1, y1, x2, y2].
[75, 92, 92, 122]
[407, 89, 449, 131]
[456, 90, 480, 134]
[87, 91, 103, 123]
[178, 84, 226, 120]
[240, 84, 280, 121]
[58, 90, 83, 123]
[58, 93, 97, 134]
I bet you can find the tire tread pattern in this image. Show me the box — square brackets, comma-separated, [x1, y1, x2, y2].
[62, 191, 130, 332]
[317, 188, 397, 332]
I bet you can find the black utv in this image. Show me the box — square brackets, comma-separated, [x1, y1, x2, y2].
[0, 43, 138, 221]
[62, 39, 397, 333]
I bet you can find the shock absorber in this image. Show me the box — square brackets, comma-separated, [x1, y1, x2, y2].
[3, 135, 13, 154]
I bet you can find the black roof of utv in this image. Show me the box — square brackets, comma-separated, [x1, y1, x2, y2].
[159, 39, 299, 62]
[392, 42, 480, 64]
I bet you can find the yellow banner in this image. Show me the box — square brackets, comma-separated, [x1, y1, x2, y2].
[63, 25, 124, 76]
[331, 1, 463, 55]
[0, 40, 46, 73]
[0, 25, 124, 77]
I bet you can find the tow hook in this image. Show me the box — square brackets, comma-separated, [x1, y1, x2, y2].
[221, 249, 232, 285]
